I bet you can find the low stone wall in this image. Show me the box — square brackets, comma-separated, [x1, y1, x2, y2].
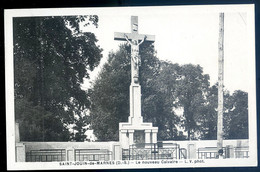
[16, 141, 121, 162]
[162, 139, 249, 159]
[16, 139, 249, 162]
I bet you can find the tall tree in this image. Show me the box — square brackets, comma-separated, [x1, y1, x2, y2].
[89, 44, 131, 141]
[224, 90, 248, 139]
[146, 61, 182, 140]
[197, 84, 218, 140]
[175, 64, 210, 140]
[195, 84, 248, 140]
[14, 16, 102, 141]
[197, 84, 230, 140]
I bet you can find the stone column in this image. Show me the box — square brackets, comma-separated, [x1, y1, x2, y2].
[145, 130, 151, 148]
[151, 129, 158, 144]
[129, 84, 143, 124]
[128, 130, 135, 147]
[120, 130, 128, 149]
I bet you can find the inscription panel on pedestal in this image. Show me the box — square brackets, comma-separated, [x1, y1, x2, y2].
[134, 130, 145, 146]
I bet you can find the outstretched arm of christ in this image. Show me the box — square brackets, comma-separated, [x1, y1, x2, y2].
[138, 35, 147, 45]
[124, 34, 132, 45]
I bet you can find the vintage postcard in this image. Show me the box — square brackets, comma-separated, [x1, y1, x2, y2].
[5, 4, 257, 170]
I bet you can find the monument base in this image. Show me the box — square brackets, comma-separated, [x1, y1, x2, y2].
[119, 82, 158, 149]
[119, 122, 158, 149]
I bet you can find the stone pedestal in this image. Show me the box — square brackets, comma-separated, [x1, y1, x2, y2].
[226, 145, 234, 158]
[15, 143, 26, 162]
[188, 143, 196, 159]
[119, 83, 158, 149]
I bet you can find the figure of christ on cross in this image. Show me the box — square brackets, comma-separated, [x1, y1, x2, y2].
[124, 34, 147, 83]
[114, 16, 155, 84]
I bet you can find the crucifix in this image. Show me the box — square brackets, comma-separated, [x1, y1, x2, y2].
[115, 16, 158, 149]
[114, 16, 155, 84]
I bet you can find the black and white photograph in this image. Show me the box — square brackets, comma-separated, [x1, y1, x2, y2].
[5, 4, 257, 170]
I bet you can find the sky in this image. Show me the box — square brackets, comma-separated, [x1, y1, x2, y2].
[80, 6, 254, 94]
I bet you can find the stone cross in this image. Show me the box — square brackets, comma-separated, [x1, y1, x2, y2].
[115, 16, 158, 149]
[114, 16, 155, 84]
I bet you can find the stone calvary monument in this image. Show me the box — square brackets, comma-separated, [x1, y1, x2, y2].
[14, 15, 249, 163]
[114, 16, 158, 149]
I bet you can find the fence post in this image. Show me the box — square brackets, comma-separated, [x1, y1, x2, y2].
[66, 148, 75, 161]
[113, 144, 122, 160]
[226, 145, 234, 158]
[16, 143, 26, 162]
[178, 145, 180, 159]
[188, 143, 196, 159]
